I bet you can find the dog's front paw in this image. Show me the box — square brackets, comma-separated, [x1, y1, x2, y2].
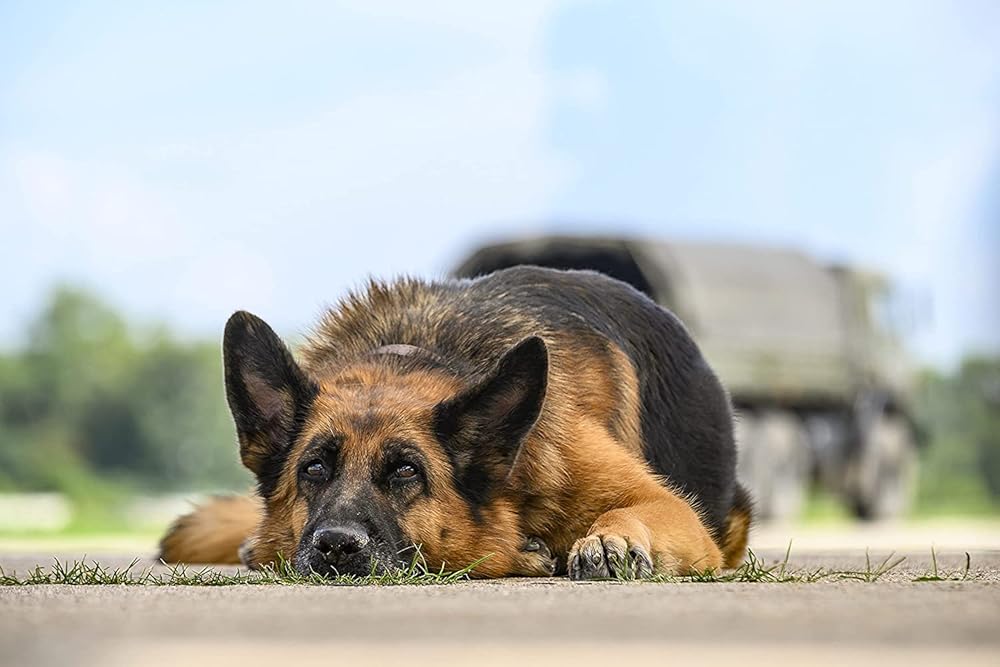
[568, 533, 654, 580]
[238, 537, 259, 569]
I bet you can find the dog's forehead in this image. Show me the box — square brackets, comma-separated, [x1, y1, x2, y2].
[295, 390, 424, 463]
[292, 361, 463, 462]
[316, 360, 461, 403]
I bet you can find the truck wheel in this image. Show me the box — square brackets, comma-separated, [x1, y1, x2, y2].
[736, 410, 810, 521]
[851, 414, 918, 520]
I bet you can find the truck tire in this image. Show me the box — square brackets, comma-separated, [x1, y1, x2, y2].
[850, 414, 918, 520]
[736, 410, 810, 521]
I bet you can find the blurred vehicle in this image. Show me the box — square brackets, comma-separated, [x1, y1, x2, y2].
[453, 235, 921, 520]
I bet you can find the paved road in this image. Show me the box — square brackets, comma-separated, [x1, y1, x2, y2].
[2, 546, 998, 666]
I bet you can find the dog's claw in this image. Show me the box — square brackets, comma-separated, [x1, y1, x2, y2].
[568, 534, 654, 580]
[514, 535, 556, 576]
[524, 536, 547, 554]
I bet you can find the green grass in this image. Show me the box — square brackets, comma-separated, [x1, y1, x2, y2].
[611, 546, 908, 584]
[912, 547, 973, 582]
[610, 544, 982, 584]
[0, 551, 491, 587]
[0, 545, 984, 586]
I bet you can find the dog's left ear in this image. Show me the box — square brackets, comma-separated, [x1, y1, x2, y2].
[223, 311, 317, 480]
[433, 336, 548, 504]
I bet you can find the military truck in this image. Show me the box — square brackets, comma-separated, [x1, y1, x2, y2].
[453, 236, 920, 520]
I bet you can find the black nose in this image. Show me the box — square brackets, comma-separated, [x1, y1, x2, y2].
[311, 523, 370, 561]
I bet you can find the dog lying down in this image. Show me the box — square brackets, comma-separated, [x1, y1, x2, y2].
[160, 266, 751, 579]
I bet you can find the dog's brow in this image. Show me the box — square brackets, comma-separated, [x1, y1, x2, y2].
[381, 440, 424, 463]
[303, 434, 342, 456]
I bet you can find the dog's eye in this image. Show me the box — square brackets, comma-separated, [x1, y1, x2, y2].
[392, 464, 418, 481]
[301, 460, 328, 481]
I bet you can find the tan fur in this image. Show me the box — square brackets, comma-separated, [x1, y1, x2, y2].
[523, 413, 722, 575]
[159, 495, 261, 564]
[720, 503, 752, 568]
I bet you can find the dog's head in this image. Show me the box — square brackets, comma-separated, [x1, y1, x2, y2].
[222, 311, 547, 577]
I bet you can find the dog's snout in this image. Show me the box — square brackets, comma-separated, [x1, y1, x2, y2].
[311, 523, 370, 561]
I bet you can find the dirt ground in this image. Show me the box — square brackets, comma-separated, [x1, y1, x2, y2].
[1, 524, 999, 666]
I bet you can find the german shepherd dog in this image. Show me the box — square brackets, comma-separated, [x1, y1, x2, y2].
[160, 267, 752, 579]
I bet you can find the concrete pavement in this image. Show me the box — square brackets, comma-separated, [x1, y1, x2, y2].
[1, 527, 999, 666]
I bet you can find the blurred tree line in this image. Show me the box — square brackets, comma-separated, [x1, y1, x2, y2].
[0, 287, 249, 501]
[0, 287, 997, 517]
[913, 356, 1000, 514]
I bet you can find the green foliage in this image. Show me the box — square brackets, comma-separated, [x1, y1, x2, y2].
[0, 286, 249, 501]
[913, 356, 1000, 514]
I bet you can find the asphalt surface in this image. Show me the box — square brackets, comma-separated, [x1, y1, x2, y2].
[1, 532, 999, 666]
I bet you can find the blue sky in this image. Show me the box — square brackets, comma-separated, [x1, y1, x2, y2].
[1, 1, 997, 367]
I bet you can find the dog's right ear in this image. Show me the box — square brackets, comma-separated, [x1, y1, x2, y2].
[223, 311, 317, 480]
[433, 336, 548, 506]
